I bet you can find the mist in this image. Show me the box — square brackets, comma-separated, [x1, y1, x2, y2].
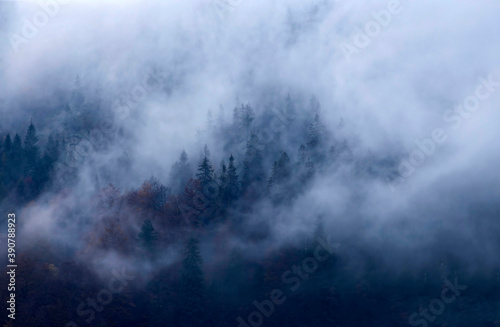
[1, 0, 500, 326]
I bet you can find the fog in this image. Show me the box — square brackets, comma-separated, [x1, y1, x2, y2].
[2, 0, 500, 278]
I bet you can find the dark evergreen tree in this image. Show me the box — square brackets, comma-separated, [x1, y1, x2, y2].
[241, 132, 266, 194]
[241, 104, 255, 129]
[306, 111, 329, 166]
[137, 177, 171, 212]
[24, 120, 40, 176]
[218, 160, 228, 201]
[138, 219, 159, 255]
[296, 144, 314, 185]
[201, 143, 211, 161]
[169, 150, 192, 193]
[219, 154, 240, 205]
[307, 113, 323, 150]
[267, 161, 278, 190]
[148, 268, 175, 326]
[196, 155, 215, 190]
[309, 95, 321, 114]
[226, 154, 239, 201]
[3, 134, 12, 152]
[268, 152, 292, 203]
[11, 133, 23, 183]
[45, 134, 60, 163]
[297, 144, 307, 165]
[176, 237, 206, 326]
[196, 152, 221, 223]
[233, 103, 255, 129]
[30, 133, 60, 194]
[1, 134, 12, 184]
[276, 151, 291, 182]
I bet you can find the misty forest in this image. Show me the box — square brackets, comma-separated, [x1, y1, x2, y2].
[1, 1, 500, 327]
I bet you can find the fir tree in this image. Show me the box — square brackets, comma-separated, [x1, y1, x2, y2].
[220, 154, 240, 204]
[3, 134, 12, 152]
[34, 134, 60, 193]
[138, 219, 159, 254]
[196, 155, 215, 190]
[226, 155, 239, 200]
[11, 134, 23, 183]
[218, 160, 228, 201]
[201, 144, 211, 161]
[24, 120, 40, 176]
[267, 161, 278, 191]
[241, 132, 266, 193]
[169, 150, 192, 193]
[276, 151, 291, 183]
[307, 113, 322, 150]
[268, 152, 292, 202]
[176, 236, 206, 326]
[1, 134, 12, 184]
[241, 104, 255, 129]
[233, 103, 255, 129]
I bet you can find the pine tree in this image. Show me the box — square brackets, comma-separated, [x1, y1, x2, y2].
[196, 155, 214, 190]
[1, 134, 12, 184]
[220, 155, 240, 204]
[169, 150, 192, 193]
[307, 113, 322, 150]
[45, 134, 60, 162]
[296, 144, 314, 185]
[241, 104, 255, 129]
[241, 132, 265, 193]
[34, 135, 60, 193]
[276, 151, 291, 183]
[268, 152, 292, 202]
[233, 104, 255, 129]
[306, 112, 328, 166]
[226, 155, 239, 200]
[138, 219, 159, 254]
[176, 236, 206, 326]
[297, 144, 306, 165]
[3, 134, 12, 152]
[218, 160, 228, 201]
[309, 95, 321, 114]
[267, 161, 278, 191]
[24, 121, 40, 176]
[11, 134, 23, 183]
[201, 144, 211, 161]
